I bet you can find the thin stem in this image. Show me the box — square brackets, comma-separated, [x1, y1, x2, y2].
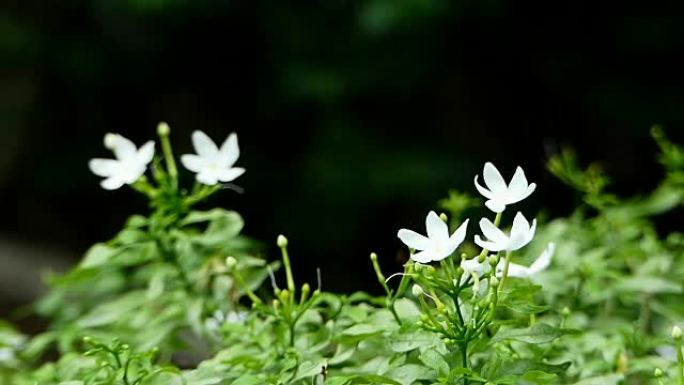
[280, 244, 296, 298]
[498, 250, 513, 294]
[157, 122, 178, 188]
[677, 338, 684, 385]
[461, 340, 469, 385]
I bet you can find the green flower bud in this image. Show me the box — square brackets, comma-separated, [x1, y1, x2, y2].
[225, 256, 237, 270]
[277, 234, 288, 248]
[412, 284, 424, 296]
[488, 255, 499, 266]
[157, 122, 170, 136]
[490, 276, 499, 288]
[673, 325, 683, 340]
[654, 368, 663, 377]
[477, 253, 486, 263]
[370, 252, 378, 262]
[561, 306, 571, 317]
[439, 213, 448, 222]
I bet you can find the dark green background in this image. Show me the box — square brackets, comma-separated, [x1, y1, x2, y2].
[2, 1, 684, 311]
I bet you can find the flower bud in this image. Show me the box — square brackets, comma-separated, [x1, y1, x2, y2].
[439, 213, 448, 222]
[157, 122, 170, 136]
[370, 252, 378, 262]
[561, 306, 571, 317]
[488, 255, 499, 266]
[654, 368, 663, 377]
[413, 263, 423, 272]
[104, 133, 118, 149]
[489, 276, 499, 288]
[225, 256, 237, 270]
[477, 253, 486, 263]
[277, 234, 288, 248]
[426, 266, 436, 274]
[272, 299, 280, 310]
[412, 284, 424, 297]
[279, 289, 290, 302]
[673, 325, 683, 341]
[452, 279, 459, 287]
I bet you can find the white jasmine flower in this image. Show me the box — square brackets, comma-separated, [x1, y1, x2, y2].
[181, 130, 245, 185]
[498, 242, 555, 278]
[88, 133, 155, 190]
[398, 211, 469, 263]
[474, 162, 536, 213]
[474, 212, 537, 252]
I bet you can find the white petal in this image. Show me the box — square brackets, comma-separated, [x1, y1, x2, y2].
[474, 235, 504, 252]
[425, 211, 449, 242]
[505, 263, 530, 278]
[485, 199, 506, 213]
[107, 134, 137, 161]
[474, 175, 494, 199]
[196, 171, 219, 185]
[483, 162, 507, 195]
[192, 130, 219, 158]
[89, 159, 119, 177]
[411, 250, 435, 264]
[136, 141, 155, 164]
[507, 166, 530, 200]
[101, 177, 124, 190]
[217, 167, 245, 183]
[445, 219, 469, 255]
[398, 229, 431, 250]
[529, 242, 554, 275]
[181, 154, 204, 173]
[479, 218, 508, 245]
[508, 213, 535, 251]
[219, 133, 240, 166]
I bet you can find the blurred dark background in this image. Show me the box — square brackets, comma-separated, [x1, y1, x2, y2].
[2, 1, 684, 315]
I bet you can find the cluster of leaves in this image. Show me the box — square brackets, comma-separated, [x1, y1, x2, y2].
[2, 126, 684, 384]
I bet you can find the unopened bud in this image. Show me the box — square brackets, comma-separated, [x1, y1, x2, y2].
[272, 299, 280, 310]
[654, 368, 663, 377]
[489, 276, 499, 288]
[277, 234, 288, 248]
[426, 266, 436, 274]
[673, 325, 683, 340]
[412, 284, 424, 297]
[225, 256, 237, 270]
[370, 252, 378, 262]
[561, 306, 571, 317]
[477, 253, 486, 263]
[439, 213, 448, 222]
[104, 133, 118, 149]
[157, 121, 170, 136]
[488, 255, 499, 266]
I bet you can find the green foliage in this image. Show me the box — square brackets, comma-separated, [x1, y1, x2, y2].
[3, 126, 684, 384]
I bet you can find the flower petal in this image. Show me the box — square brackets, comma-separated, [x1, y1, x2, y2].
[411, 250, 435, 264]
[136, 141, 155, 164]
[529, 242, 554, 274]
[196, 171, 219, 185]
[474, 234, 503, 252]
[192, 130, 219, 158]
[219, 133, 240, 166]
[89, 159, 119, 177]
[181, 154, 204, 173]
[507, 166, 530, 201]
[425, 211, 448, 242]
[107, 134, 137, 161]
[483, 162, 507, 195]
[398, 229, 431, 250]
[479, 217, 508, 245]
[485, 199, 506, 213]
[101, 177, 125, 190]
[505, 263, 530, 278]
[474, 175, 494, 199]
[508, 212, 534, 251]
[446, 219, 469, 255]
[217, 167, 245, 183]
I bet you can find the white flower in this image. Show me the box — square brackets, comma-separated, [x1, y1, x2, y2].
[474, 162, 536, 213]
[88, 133, 155, 190]
[181, 130, 245, 185]
[397, 211, 469, 263]
[499, 242, 555, 278]
[474, 212, 537, 252]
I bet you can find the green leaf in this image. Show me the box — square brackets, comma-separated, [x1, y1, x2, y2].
[492, 323, 579, 344]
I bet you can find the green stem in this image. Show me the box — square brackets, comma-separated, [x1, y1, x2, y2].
[280, 244, 296, 298]
[677, 338, 684, 385]
[157, 122, 178, 188]
[498, 250, 513, 294]
[461, 340, 469, 385]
